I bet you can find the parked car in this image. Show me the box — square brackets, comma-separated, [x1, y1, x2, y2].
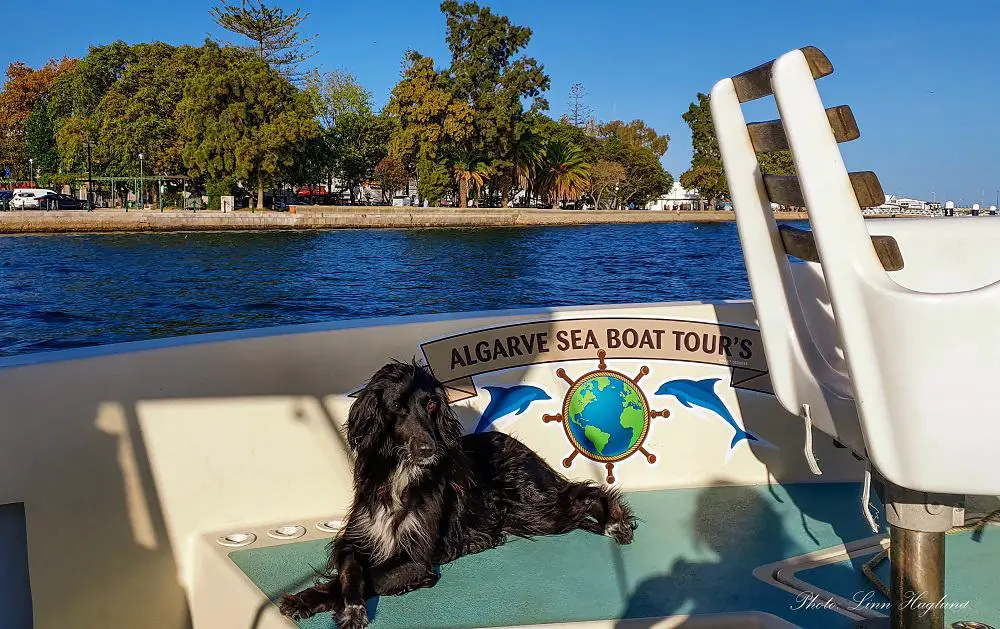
[38, 193, 86, 210]
[391, 194, 413, 207]
[0, 190, 12, 210]
[9, 188, 57, 209]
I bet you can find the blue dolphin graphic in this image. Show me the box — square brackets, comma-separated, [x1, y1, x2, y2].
[655, 378, 758, 449]
[475, 385, 551, 433]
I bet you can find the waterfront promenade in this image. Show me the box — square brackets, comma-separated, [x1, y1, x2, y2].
[0, 206, 811, 234]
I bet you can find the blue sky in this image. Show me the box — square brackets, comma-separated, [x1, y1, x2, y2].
[2, 0, 997, 204]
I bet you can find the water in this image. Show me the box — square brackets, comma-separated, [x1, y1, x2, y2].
[0, 223, 767, 358]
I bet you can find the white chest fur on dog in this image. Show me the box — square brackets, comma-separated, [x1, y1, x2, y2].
[357, 463, 430, 564]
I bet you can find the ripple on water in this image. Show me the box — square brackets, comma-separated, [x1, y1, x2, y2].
[0, 222, 778, 358]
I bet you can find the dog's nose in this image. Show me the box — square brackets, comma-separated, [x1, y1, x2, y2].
[415, 443, 435, 458]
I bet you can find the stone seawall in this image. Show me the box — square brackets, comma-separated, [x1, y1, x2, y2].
[0, 207, 812, 234]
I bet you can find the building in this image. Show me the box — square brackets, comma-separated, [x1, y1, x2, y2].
[647, 182, 703, 211]
[867, 194, 937, 216]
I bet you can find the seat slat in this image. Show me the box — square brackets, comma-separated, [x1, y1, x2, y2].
[748, 105, 859, 152]
[731, 46, 833, 103]
[779, 224, 904, 271]
[764, 171, 884, 208]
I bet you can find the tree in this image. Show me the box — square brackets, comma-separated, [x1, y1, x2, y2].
[179, 41, 320, 209]
[386, 52, 474, 175]
[416, 158, 452, 206]
[567, 82, 593, 128]
[0, 58, 76, 179]
[511, 128, 544, 206]
[374, 157, 408, 202]
[540, 139, 589, 209]
[25, 100, 59, 177]
[590, 160, 625, 210]
[306, 70, 389, 200]
[210, 0, 316, 79]
[329, 108, 392, 203]
[439, 0, 550, 205]
[304, 69, 371, 130]
[592, 118, 672, 209]
[451, 154, 491, 208]
[680, 92, 793, 209]
[92, 43, 200, 178]
[47, 42, 133, 122]
[598, 119, 669, 157]
[680, 93, 725, 208]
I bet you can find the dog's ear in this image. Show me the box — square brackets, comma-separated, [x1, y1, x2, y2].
[346, 384, 385, 453]
[435, 388, 464, 449]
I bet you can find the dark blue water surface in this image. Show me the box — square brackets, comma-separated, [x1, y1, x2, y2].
[0, 223, 762, 358]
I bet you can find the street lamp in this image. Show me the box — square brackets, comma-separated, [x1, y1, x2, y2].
[83, 141, 94, 212]
[28, 158, 33, 186]
[138, 153, 144, 208]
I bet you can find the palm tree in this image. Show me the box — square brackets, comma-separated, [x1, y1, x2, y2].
[452, 154, 491, 208]
[512, 131, 544, 206]
[540, 139, 590, 209]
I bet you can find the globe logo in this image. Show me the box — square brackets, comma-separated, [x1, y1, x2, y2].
[543, 351, 669, 483]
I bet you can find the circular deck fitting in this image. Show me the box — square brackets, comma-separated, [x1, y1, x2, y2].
[267, 525, 306, 540]
[316, 519, 344, 533]
[216, 532, 257, 548]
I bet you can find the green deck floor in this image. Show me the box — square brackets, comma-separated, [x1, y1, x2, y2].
[798, 529, 1000, 625]
[231, 482, 934, 628]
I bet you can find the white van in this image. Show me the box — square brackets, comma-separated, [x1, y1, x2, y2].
[10, 188, 57, 209]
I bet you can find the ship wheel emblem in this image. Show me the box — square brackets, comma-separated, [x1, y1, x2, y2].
[543, 350, 670, 483]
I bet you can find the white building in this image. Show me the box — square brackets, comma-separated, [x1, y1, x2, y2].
[647, 182, 703, 211]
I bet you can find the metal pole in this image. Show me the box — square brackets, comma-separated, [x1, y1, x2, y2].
[890, 526, 945, 629]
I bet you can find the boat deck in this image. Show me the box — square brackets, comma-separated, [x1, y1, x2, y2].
[229, 482, 1000, 628]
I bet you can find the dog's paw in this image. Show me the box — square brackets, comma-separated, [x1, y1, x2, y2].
[278, 593, 320, 621]
[336, 603, 369, 629]
[605, 520, 634, 545]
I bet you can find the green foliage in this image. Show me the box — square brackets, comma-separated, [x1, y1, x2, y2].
[416, 158, 452, 205]
[589, 160, 626, 210]
[451, 153, 491, 207]
[48, 42, 134, 122]
[679, 93, 725, 204]
[329, 108, 392, 202]
[92, 42, 200, 176]
[210, 0, 316, 78]
[386, 52, 474, 169]
[601, 137, 673, 208]
[437, 1, 550, 203]
[540, 139, 590, 209]
[205, 177, 236, 210]
[304, 69, 371, 130]
[25, 100, 59, 175]
[680, 92, 793, 206]
[178, 41, 320, 208]
[598, 120, 669, 157]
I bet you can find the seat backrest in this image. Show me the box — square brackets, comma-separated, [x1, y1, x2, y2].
[717, 47, 1000, 495]
[711, 47, 876, 458]
[765, 49, 1000, 496]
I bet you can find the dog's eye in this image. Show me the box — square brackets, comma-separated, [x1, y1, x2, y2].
[426, 399, 438, 413]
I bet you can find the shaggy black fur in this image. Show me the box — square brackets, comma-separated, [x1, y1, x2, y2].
[279, 361, 637, 629]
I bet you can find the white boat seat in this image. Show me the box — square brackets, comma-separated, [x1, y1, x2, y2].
[710, 47, 868, 464]
[714, 46, 1000, 497]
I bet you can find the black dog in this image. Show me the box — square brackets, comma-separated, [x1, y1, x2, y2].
[280, 361, 637, 628]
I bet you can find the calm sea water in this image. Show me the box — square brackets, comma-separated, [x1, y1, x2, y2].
[0, 222, 784, 358]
